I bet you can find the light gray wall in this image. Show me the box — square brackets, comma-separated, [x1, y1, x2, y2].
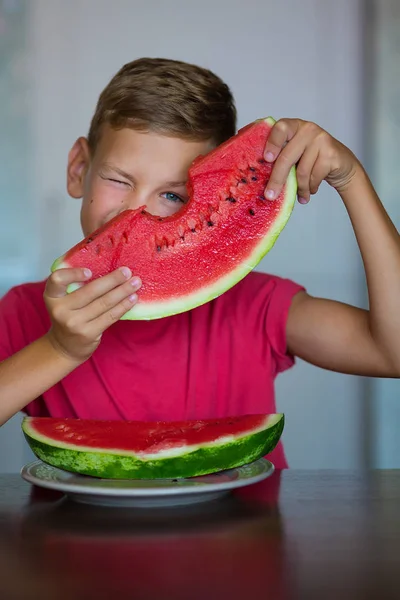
[367, 0, 400, 468]
[1, 0, 370, 471]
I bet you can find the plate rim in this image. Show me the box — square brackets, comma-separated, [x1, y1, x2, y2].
[20, 458, 274, 498]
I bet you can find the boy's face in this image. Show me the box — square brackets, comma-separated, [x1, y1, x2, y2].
[67, 126, 214, 236]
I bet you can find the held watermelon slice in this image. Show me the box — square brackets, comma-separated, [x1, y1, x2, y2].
[52, 117, 297, 320]
[22, 414, 284, 480]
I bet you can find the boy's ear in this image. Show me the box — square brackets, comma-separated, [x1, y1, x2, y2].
[67, 137, 91, 198]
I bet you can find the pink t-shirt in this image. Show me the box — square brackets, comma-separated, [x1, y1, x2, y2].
[0, 272, 304, 469]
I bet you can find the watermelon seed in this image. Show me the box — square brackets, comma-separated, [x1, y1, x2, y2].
[249, 208, 255, 216]
[207, 220, 214, 226]
[158, 217, 163, 222]
[240, 178, 247, 184]
[191, 228, 196, 233]
[258, 195, 266, 202]
[141, 210, 146, 215]
[226, 197, 236, 203]
[156, 245, 161, 252]
[258, 158, 266, 164]
[251, 176, 258, 181]
[87, 236, 94, 243]
[249, 166, 256, 172]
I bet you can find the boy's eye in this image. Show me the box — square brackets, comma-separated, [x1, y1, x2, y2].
[162, 192, 184, 204]
[107, 178, 130, 187]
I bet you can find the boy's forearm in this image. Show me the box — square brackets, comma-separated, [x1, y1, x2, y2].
[340, 166, 400, 370]
[0, 335, 81, 425]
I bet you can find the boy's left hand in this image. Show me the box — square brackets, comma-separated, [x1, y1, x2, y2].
[263, 118, 361, 204]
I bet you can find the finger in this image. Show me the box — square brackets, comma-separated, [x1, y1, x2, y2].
[90, 293, 140, 333]
[263, 119, 301, 162]
[81, 276, 142, 322]
[295, 146, 320, 204]
[309, 155, 331, 195]
[46, 268, 92, 299]
[67, 267, 133, 309]
[264, 135, 310, 201]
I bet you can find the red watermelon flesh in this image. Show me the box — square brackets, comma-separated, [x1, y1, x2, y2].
[22, 414, 284, 479]
[51, 117, 297, 320]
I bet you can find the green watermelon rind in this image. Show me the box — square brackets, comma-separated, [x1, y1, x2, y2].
[51, 117, 297, 320]
[21, 414, 284, 480]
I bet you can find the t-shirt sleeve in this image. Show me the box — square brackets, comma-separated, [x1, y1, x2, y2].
[262, 276, 305, 374]
[0, 283, 50, 414]
[0, 288, 20, 362]
[233, 272, 305, 375]
[0, 283, 48, 361]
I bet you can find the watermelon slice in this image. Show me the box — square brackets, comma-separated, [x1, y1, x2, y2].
[22, 414, 284, 479]
[52, 117, 297, 320]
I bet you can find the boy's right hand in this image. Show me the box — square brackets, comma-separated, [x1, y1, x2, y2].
[44, 267, 141, 363]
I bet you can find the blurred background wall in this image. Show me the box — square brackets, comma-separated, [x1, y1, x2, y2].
[365, 0, 400, 468]
[0, 0, 398, 471]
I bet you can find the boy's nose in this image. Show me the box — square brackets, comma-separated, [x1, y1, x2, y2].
[126, 191, 148, 211]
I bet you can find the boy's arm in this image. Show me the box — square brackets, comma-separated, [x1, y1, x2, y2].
[286, 168, 400, 377]
[264, 119, 400, 378]
[0, 335, 81, 424]
[287, 295, 398, 377]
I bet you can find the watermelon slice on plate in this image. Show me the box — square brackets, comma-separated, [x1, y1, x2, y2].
[52, 117, 297, 320]
[22, 414, 284, 480]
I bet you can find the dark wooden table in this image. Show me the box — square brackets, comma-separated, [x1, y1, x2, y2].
[1, 470, 400, 599]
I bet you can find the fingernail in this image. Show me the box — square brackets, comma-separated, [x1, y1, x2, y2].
[120, 267, 131, 279]
[128, 293, 138, 303]
[298, 197, 309, 204]
[130, 277, 141, 288]
[265, 189, 276, 200]
[83, 268, 92, 278]
[265, 152, 274, 162]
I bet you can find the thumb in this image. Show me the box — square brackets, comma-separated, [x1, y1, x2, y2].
[45, 268, 92, 298]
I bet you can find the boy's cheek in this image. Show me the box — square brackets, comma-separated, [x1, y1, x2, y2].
[80, 189, 121, 234]
[84, 181, 125, 213]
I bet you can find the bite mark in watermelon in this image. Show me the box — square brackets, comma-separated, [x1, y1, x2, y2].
[22, 414, 284, 479]
[52, 117, 297, 320]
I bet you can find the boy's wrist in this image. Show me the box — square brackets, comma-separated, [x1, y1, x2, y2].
[338, 163, 370, 204]
[43, 332, 85, 368]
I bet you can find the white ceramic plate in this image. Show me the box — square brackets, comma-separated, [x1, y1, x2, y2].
[20, 459, 274, 507]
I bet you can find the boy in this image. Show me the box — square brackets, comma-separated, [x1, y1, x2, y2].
[0, 58, 399, 469]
